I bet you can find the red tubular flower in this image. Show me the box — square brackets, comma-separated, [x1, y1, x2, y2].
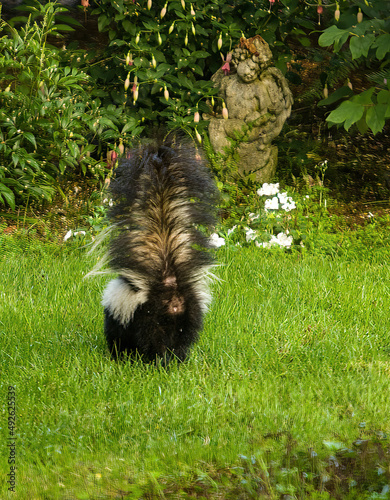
[221, 53, 232, 76]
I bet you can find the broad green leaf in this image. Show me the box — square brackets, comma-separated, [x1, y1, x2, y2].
[326, 100, 364, 130]
[349, 34, 375, 59]
[142, 21, 158, 30]
[318, 25, 349, 50]
[191, 50, 211, 59]
[356, 116, 369, 135]
[98, 14, 110, 32]
[366, 104, 386, 135]
[352, 88, 375, 105]
[22, 132, 37, 148]
[177, 73, 193, 90]
[67, 141, 80, 158]
[373, 34, 390, 60]
[318, 86, 354, 106]
[377, 90, 390, 105]
[53, 24, 75, 32]
[298, 37, 311, 47]
[0, 184, 15, 210]
[99, 117, 118, 130]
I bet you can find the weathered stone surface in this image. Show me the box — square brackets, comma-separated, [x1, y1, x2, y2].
[208, 36, 293, 183]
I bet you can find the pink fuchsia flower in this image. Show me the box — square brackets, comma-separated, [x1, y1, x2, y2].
[222, 102, 228, 120]
[221, 53, 232, 76]
[111, 150, 118, 164]
[317, 3, 323, 24]
[335, 3, 340, 21]
[195, 128, 202, 144]
[124, 73, 131, 91]
[160, 3, 167, 18]
[217, 34, 223, 51]
[126, 52, 133, 66]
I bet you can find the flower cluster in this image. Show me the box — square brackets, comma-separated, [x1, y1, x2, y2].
[211, 182, 299, 251]
[244, 226, 293, 249]
[258, 183, 296, 212]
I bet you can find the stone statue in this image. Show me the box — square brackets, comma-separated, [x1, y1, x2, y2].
[208, 35, 293, 182]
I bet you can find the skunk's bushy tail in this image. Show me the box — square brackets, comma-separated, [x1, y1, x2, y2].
[101, 136, 218, 363]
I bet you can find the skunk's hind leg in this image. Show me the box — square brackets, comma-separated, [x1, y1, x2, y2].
[103, 308, 137, 358]
[102, 277, 148, 359]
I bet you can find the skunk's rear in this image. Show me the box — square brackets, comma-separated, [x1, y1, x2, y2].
[102, 137, 218, 363]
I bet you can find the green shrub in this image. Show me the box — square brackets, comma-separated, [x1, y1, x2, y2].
[0, 1, 137, 209]
[318, 0, 390, 135]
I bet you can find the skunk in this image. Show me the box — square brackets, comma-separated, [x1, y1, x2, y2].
[101, 136, 218, 364]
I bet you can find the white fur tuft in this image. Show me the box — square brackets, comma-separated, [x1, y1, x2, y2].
[190, 266, 216, 314]
[102, 278, 148, 326]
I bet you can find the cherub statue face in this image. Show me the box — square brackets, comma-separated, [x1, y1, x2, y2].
[236, 58, 261, 83]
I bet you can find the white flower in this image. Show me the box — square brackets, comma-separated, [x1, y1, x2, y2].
[272, 232, 293, 248]
[257, 183, 279, 197]
[227, 225, 237, 236]
[74, 231, 86, 237]
[276, 192, 296, 212]
[209, 233, 225, 248]
[264, 196, 279, 211]
[64, 230, 73, 241]
[281, 200, 296, 212]
[245, 228, 257, 242]
[277, 192, 288, 204]
[259, 232, 293, 249]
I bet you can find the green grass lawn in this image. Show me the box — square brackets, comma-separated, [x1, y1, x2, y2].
[1, 236, 390, 499]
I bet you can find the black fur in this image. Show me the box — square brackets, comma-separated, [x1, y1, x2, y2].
[102, 136, 217, 364]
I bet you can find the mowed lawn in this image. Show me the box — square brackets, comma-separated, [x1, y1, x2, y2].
[1, 237, 390, 499]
